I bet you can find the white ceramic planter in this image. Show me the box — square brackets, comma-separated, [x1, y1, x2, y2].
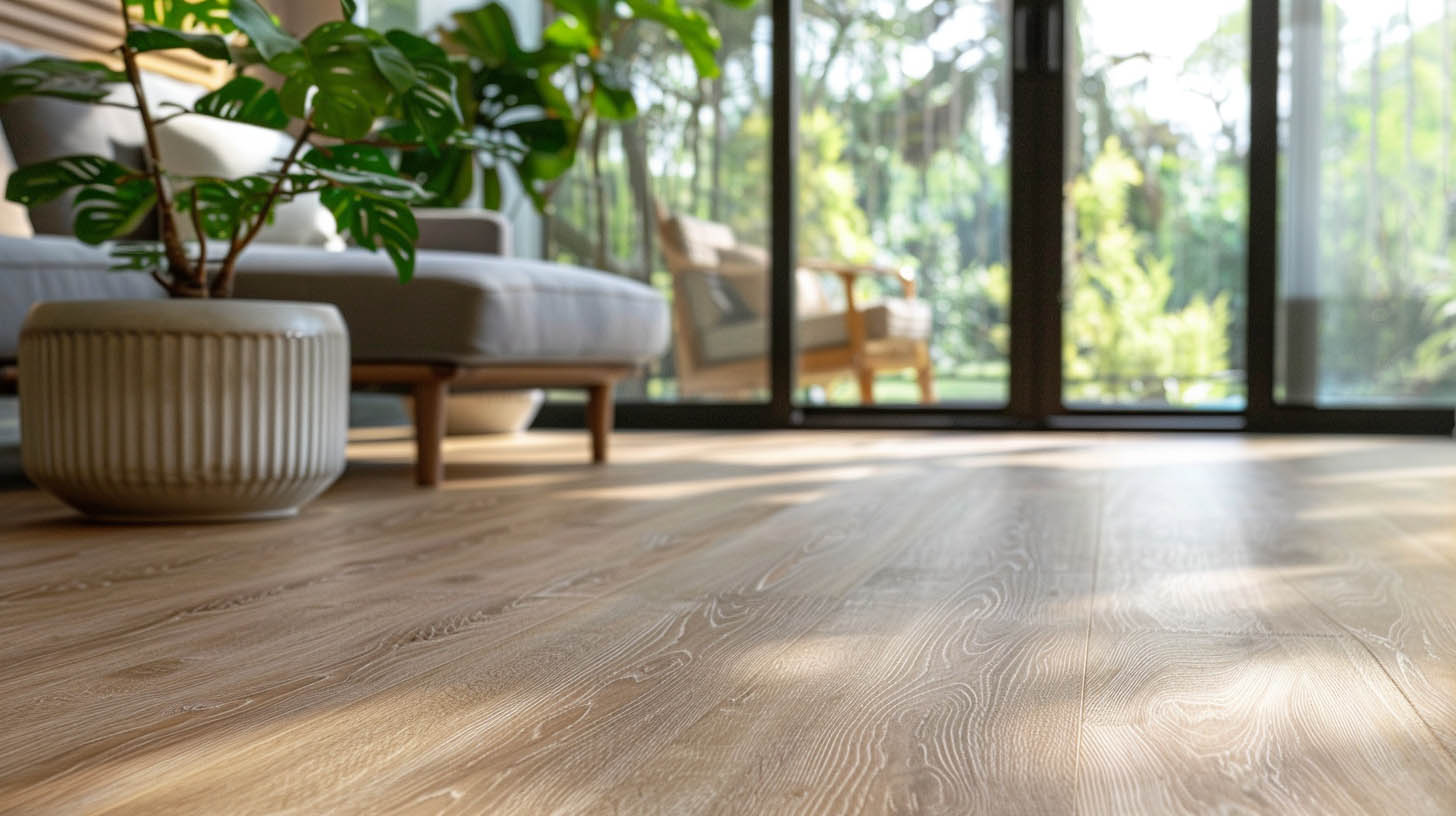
[18, 299, 349, 522]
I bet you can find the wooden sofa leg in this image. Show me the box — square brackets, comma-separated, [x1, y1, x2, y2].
[412, 378, 449, 486]
[587, 382, 615, 464]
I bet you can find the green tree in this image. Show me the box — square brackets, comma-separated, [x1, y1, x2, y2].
[1064, 139, 1232, 404]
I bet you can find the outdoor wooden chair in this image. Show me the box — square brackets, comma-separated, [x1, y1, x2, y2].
[656, 210, 935, 403]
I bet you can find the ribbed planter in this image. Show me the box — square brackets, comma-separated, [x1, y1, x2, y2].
[18, 300, 349, 522]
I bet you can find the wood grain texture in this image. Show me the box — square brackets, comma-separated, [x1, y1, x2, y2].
[0, 432, 1455, 814]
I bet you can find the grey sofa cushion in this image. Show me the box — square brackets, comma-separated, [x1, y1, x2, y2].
[0, 237, 670, 367]
[0, 236, 670, 367]
[233, 245, 670, 366]
[0, 235, 161, 358]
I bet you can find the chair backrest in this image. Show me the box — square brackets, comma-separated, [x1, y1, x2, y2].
[655, 210, 759, 382]
[659, 212, 739, 270]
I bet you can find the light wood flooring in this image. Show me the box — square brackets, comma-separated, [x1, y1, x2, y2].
[1, 429, 1455, 814]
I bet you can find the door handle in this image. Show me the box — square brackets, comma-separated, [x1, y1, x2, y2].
[1046, 2, 1061, 72]
[1013, 2, 1062, 75]
[1014, 6, 1030, 73]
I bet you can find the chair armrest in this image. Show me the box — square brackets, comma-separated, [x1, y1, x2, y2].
[800, 258, 917, 298]
[413, 209, 513, 256]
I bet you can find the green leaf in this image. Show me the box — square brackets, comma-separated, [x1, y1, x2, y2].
[279, 74, 311, 118]
[320, 188, 418, 282]
[192, 76, 288, 128]
[550, 0, 610, 36]
[128, 0, 235, 33]
[399, 146, 473, 207]
[369, 43, 417, 93]
[177, 176, 273, 240]
[624, 0, 722, 78]
[300, 146, 429, 201]
[108, 241, 167, 275]
[0, 58, 126, 104]
[6, 155, 133, 207]
[387, 30, 462, 149]
[446, 5, 524, 67]
[229, 0, 305, 71]
[543, 17, 597, 51]
[312, 92, 374, 140]
[302, 22, 396, 139]
[447, 4, 571, 70]
[479, 165, 502, 210]
[474, 69, 574, 157]
[591, 64, 637, 120]
[7, 157, 157, 244]
[304, 144, 395, 175]
[125, 25, 231, 62]
[72, 175, 158, 244]
[340, 0, 358, 20]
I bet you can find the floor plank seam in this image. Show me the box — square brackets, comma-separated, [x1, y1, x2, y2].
[1106, 628, 1348, 640]
[1369, 511, 1456, 571]
[1071, 465, 1106, 816]
[1278, 570, 1456, 773]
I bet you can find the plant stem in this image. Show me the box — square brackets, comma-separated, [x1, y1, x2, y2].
[211, 119, 314, 298]
[117, 0, 195, 296]
[189, 187, 207, 274]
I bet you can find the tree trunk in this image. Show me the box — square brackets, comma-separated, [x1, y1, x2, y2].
[621, 117, 655, 285]
[591, 120, 609, 273]
[805, 17, 851, 112]
[1444, 0, 1452, 242]
[687, 80, 704, 213]
[1064, 0, 1084, 181]
[1404, 0, 1416, 277]
[710, 75, 724, 222]
[549, 218, 634, 278]
[620, 117, 656, 400]
[1368, 25, 1383, 282]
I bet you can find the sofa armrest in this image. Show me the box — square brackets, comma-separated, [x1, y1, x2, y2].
[413, 209, 513, 256]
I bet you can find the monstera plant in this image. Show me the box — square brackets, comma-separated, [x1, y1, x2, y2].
[0, 0, 472, 297]
[0, 0, 748, 292]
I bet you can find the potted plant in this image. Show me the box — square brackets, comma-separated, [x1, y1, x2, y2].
[2, 0, 745, 520]
[2, 0, 469, 521]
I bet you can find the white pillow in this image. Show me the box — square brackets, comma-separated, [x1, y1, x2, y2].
[0, 120, 34, 238]
[156, 115, 342, 248]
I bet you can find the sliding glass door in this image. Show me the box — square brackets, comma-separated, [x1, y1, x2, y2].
[513, 0, 1455, 433]
[792, 0, 1011, 407]
[1063, 0, 1249, 411]
[1277, 0, 1456, 407]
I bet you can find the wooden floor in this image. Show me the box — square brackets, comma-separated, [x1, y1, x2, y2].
[1, 430, 1455, 814]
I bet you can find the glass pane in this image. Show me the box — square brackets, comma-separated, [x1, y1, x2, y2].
[794, 0, 1011, 407]
[545, 3, 773, 403]
[364, 0, 547, 261]
[1065, 0, 1249, 409]
[1278, 0, 1456, 406]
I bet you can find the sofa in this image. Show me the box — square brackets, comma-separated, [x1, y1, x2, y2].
[0, 43, 670, 486]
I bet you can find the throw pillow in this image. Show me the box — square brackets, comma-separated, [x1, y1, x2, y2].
[156, 116, 343, 248]
[715, 244, 769, 314]
[0, 120, 33, 237]
[0, 97, 144, 235]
